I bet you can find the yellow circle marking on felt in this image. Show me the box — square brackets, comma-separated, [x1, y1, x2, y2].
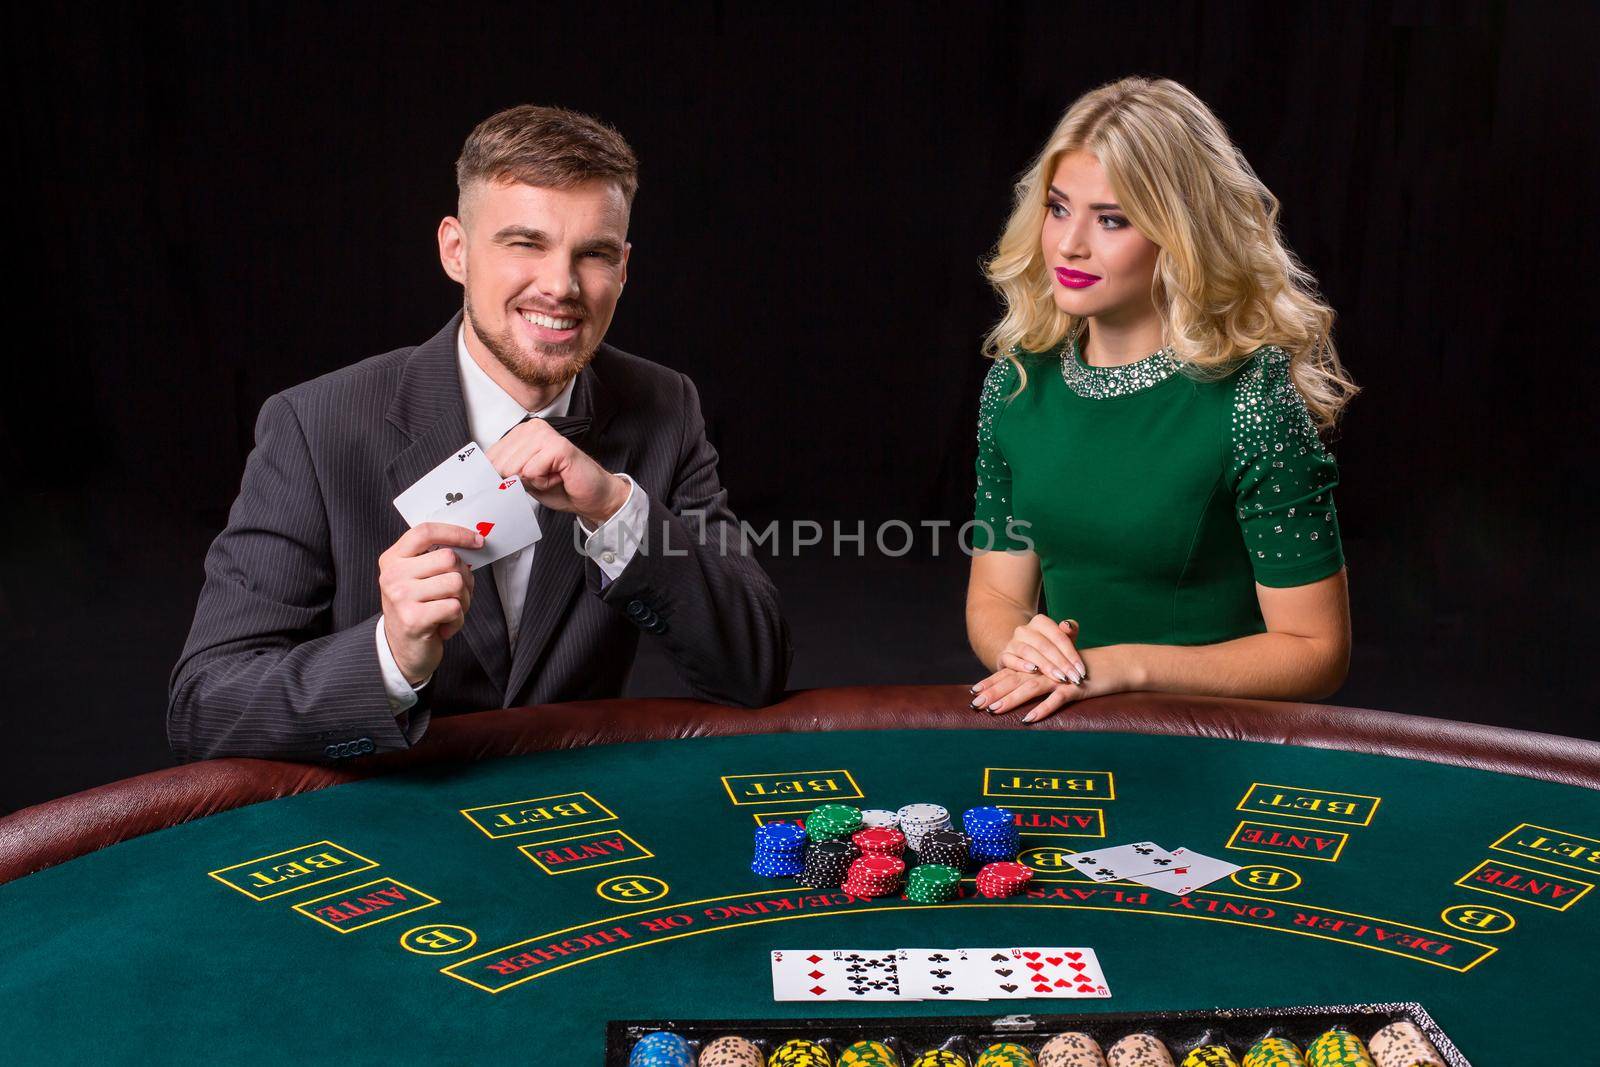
[597, 875, 670, 903]
[1440, 903, 1515, 933]
[1230, 865, 1301, 892]
[400, 923, 478, 955]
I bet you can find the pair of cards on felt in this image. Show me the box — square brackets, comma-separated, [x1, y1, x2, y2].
[771, 947, 1110, 1002]
[393, 442, 540, 570]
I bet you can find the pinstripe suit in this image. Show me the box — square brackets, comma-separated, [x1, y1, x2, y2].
[168, 312, 791, 762]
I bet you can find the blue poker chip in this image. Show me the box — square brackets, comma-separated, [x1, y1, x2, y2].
[630, 1030, 692, 1067]
[962, 805, 1013, 830]
[755, 823, 809, 849]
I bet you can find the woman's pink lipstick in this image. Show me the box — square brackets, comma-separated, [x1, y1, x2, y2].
[1055, 267, 1101, 289]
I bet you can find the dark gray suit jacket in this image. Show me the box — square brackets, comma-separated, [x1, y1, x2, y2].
[169, 313, 791, 762]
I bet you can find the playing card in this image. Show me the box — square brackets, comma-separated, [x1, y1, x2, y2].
[895, 948, 986, 1000]
[966, 948, 1035, 999]
[393, 441, 501, 526]
[1058, 842, 1179, 882]
[421, 475, 540, 570]
[1125, 847, 1241, 895]
[1008, 947, 1112, 998]
[770, 950, 900, 1001]
[770, 949, 841, 1001]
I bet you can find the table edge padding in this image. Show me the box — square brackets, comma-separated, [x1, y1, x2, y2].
[3, 684, 1597, 885]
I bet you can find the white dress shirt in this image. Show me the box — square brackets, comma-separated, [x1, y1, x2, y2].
[375, 325, 650, 713]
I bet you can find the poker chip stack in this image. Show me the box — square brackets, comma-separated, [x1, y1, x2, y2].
[852, 826, 907, 857]
[975, 1042, 1038, 1067]
[1108, 1035, 1175, 1067]
[860, 808, 901, 829]
[840, 1039, 902, 1066]
[699, 1035, 765, 1067]
[896, 803, 953, 854]
[1037, 1032, 1106, 1067]
[801, 839, 861, 889]
[914, 829, 972, 871]
[842, 853, 907, 897]
[962, 806, 1021, 864]
[751, 822, 809, 878]
[974, 860, 1034, 898]
[904, 863, 963, 903]
[1305, 1030, 1375, 1067]
[771, 1038, 834, 1066]
[1367, 1022, 1444, 1067]
[807, 803, 865, 843]
[910, 1052, 969, 1067]
[1181, 1045, 1241, 1067]
[629, 1030, 694, 1067]
[1243, 1036, 1306, 1067]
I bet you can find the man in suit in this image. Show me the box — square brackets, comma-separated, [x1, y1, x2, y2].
[169, 105, 792, 762]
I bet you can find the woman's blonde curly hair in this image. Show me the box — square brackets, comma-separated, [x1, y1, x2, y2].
[982, 76, 1358, 432]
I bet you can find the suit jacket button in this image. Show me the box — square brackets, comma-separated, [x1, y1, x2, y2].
[324, 744, 340, 759]
[357, 737, 374, 754]
[626, 600, 647, 619]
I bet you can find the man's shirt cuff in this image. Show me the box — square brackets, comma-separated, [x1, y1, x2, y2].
[375, 617, 430, 715]
[577, 474, 648, 582]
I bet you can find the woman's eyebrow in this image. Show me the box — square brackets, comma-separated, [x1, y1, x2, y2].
[1048, 185, 1121, 211]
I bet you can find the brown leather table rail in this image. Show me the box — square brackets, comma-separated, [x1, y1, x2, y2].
[4, 684, 1598, 886]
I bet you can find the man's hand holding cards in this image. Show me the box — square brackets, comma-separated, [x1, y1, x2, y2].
[382, 441, 545, 687]
[392, 442, 543, 570]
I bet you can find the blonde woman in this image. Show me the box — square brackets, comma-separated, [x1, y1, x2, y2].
[966, 77, 1358, 723]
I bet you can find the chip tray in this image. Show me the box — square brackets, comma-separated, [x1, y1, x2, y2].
[604, 1002, 1470, 1065]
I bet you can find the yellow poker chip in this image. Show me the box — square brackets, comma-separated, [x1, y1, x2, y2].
[976, 1042, 1038, 1067]
[1242, 1036, 1306, 1067]
[840, 1040, 901, 1066]
[910, 1052, 969, 1067]
[1182, 1047, 1241, 1067]
[771, 1039, 834, 1067]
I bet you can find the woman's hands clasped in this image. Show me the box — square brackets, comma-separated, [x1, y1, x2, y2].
[971, 614, 1093, 723]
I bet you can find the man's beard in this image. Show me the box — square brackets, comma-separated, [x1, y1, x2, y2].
[464, 294, 596, 388]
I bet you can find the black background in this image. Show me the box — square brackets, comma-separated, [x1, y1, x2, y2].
[4, 2, 1598, 814]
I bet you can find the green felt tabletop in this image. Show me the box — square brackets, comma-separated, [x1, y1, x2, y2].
[3, 730, 1597, 1064]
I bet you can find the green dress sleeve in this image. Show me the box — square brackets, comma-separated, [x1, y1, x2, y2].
[973, 357, 1030, 552]
[1227, 346, 1346, 587]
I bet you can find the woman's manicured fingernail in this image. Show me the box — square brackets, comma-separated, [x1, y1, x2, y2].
[1054, 670, 1069, 683]
[1026, 663, 1039, 673]
[970, 684, 981, 693]
[1022, 711, 1040, 723]
[970, 698, 983, 709]
[989, 702, 1003, 711]
[1075, 661, 1087, 678]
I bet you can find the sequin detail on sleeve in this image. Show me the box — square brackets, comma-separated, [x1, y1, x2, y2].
[974, 357, 1027, 551]
[1228, 346, 1346, 586]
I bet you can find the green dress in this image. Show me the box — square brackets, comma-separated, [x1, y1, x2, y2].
[973, 331, 1344, 649]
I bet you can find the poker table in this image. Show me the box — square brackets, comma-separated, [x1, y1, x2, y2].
[3, 685, 1599, 1064]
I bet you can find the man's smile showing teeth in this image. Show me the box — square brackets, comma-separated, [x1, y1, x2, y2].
[521, 310, 578, 330]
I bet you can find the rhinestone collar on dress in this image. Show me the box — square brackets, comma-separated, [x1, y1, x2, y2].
[1059, 332, 1182, 399]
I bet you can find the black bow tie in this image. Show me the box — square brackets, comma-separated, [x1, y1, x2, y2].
[502, 413, 592, 443]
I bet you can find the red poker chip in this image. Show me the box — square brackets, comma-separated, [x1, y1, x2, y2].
[851, 827, 906, 855]
[975, 861, 1034, 898]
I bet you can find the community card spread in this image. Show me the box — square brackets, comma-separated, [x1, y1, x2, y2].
[1059, 841, 1180, 882]
[1126, 846, 1241, 895]
[393, 441, 501, 526]
[421, 475, 540, 570]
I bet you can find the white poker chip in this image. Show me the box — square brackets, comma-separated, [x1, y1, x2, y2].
[896, 803, 950, 826]
[859, 809, 900, 828]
